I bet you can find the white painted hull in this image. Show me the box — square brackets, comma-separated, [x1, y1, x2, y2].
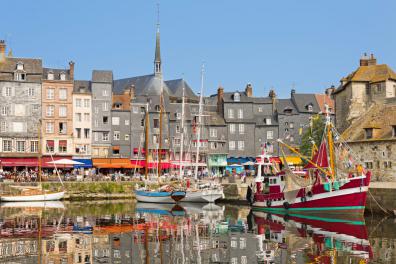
[0, 201, 65, 209]
[182, 189, 224, 203]
[1, 191, 65, 202]
[135, 193, 177, 204]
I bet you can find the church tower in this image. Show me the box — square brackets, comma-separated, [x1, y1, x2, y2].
[154, 5, 162, 77]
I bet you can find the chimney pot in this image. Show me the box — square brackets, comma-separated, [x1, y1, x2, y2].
[69, 61, 75, 80]
[0, 40, 6, 61]
[245, 83, 253, 97]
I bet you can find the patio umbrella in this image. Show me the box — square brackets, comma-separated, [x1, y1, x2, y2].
[46, 159, 84, 166]
[229, 164, 243, 167]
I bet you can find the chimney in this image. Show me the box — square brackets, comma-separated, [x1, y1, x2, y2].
[359, 53, 369, 66]
[367, 53, 377, 66]
[269, 89, 277, 114]
[291, 89, 296, 96]
[0, 40, 6, 62]
[217, 85, 224, 114]
[69, 61, 75, 80]
[245, 83, 253, 97]
[125, 84, 135, 98]
[326, 85, 335, 96]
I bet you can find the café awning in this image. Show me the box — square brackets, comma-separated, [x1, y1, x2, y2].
[93, 158, 142, 169]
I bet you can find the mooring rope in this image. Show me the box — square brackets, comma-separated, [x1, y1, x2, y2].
[368, 189, 390, 215]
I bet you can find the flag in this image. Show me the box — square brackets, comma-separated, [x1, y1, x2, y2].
[299, 127, 303, 135]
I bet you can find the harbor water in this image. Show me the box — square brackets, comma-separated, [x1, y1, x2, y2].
[0, 200, 394, 263]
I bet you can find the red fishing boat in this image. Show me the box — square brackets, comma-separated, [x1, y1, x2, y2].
[250, 106, 371, 215]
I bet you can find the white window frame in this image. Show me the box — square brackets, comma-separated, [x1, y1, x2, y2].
[1, 106, 7, 116]
[16, 141, 26, 152]
[230, 124, 235, 134]
[84, 113, 90, 122]
[28, 87, 35, 97]
[132, 106, 138, 113]
[103, 102, 109, 111]
[238, 109, 243, 119]
[113, 131, 120, 141]
[46, 122, 54, 133]
[228, 109, 234, 119]
[0, 121, 6, 132]
[125, 134, 130, 141]
[266, 118, 272, 125]
[59, 106, 67, 117]
[112, 117, 120, 125]
[75, 99, 82, 107]
[210, 128, 217, 137]
[125, 119, 130, 126]
[229, 141, 235, 150]
[267, 130, 274, 140]
[2, 140, 11, 152]
[46, 105, 55, 117]
[59, 88, 67, 100]
[83, 99, 90, 108]
[102, 89, 108, 96]
[238, 140, 245, 150]
[102, 132, 109, 141]
[239, 124, 245, 134]
[5, 87, 12, 97]
[46, 88, 55, 100]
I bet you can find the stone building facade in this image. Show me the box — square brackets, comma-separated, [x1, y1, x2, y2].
[72, 80, 92, 157]
[41, 63, 74, 157]
[0, 41, 42, 165]
[333, 54, 396, 132]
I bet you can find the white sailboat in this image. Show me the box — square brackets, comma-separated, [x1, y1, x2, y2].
[182, 65, 224, 203]
[1, 119, 65, 202]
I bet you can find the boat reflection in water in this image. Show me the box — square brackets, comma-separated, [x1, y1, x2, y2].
[0, 201, 382, 263]
[252, 210, 373, 263]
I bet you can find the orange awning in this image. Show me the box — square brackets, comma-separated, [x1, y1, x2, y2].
[92, 158, 142, 169]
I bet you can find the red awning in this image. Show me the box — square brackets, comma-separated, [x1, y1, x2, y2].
[0, 156, 73, 168]
[59, 140, 67, 147]
[46, 140, 55, 147]
[130, 160, 170, 169]
[256, 156, 281, 164]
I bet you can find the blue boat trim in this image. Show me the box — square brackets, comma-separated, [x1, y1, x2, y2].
[135, 190, 172, 197]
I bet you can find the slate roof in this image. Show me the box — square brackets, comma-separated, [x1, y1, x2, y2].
[0, 57, 42, 82]
[113, 74, 172, 96]
[222, 91, 272, 103]
[73, 80, 91, 94]
[291, 93, 321, 113]
[43, 67, 71, 81]
[165, 79, 198, 101]
[276, 99, 298, 115]
[92, 70, 113, 83]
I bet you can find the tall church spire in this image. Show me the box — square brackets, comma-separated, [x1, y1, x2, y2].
[154, 3, 162, 76]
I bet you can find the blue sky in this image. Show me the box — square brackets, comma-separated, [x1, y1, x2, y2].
[2, 0, 395, 98]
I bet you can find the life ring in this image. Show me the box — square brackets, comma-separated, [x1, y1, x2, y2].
[283, 202, 290, 209]
[307, 191, 313, 197]
[266, 200, 272, 207]
[301, 196, 307, 203]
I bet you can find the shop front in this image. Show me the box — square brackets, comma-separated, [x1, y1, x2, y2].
[207, 154, 227, 176]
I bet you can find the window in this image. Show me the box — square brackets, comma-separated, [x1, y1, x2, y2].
[393, 126, 396, 137]
[267, 130, 274, 139]
[58, 140, 67, 153]
[258, 107, 263, 112]
[233, 92, 240, 101]
[210, 142, 218, 149]
[60, 72, 66, 81]
[103, 116, 109, 124]
[290, 122, 294, 128]
[94, 132, 98, 141]
[132, 106, 138, 113]
[28, 87, 35, 97]
[102, 89, 108, 96]
[16, 141, 25, 152]
[30, 140, 38, 152]
[153, 135, 158, 144]
[229, 141, 235, 150]
[174, 138, 181, 146]
[210, 128, 217, 137]
[228, 109, 234, 119]
[239, 124, 245, 134]
[125, 134, 130, 141]
[76, 128, 81, 138]
[103, 102, 109, 111]
[94, 107, 99, 114]
[365, 128, 373, 139]
[140, 107, 146, 114]
[384, 161, 392, 169]
[238, 109, 243, 119]
[84, 128, 90, 139]
[59, 88, 67, 100]
[46, 88, 55, 99]
[125, 119, 129, 126]
[230, 124, 235, 134]
[113, 131, 120, 140]
[76, 113, 82, 122]
[0, 121, 6, 132]
[153, 119, 159, 129]
[84, 99, 90, 108]
[1, 106, 8, 116]
[155, 105, 160, 111]
[5, 87, 12, 96]
[59, 122, 67, 134]
[290, 136, 294, 142]
[238, 141, 245, 150]
[46, 140, 54, 152]
[176, 112, 181, 119]
[59, 106, 67, 117]
[47, 71, 54, 80]
[265, 118, 272, 125]
[102, 132, 109, 141]
[141, 119, 144, 127]
[46, 122, 54, 133]
[2, 140, 11, 152]
[84, 113, 90, 122]
[112, 117, 120, 125]
[75, 99, 82, 107]
[307, 104, 313, 112]
[14, 72, 26, 81]
[365, 162, 373, 169]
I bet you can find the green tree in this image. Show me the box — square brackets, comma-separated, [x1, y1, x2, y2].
[300, 116, 325, 159]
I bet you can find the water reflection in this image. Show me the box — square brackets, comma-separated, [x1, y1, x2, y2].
[0, 201, 394, 263]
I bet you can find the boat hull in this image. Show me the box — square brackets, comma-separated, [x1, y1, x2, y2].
[253, 184, 368, 214]
[134, 190, 185, 203]
[0, 201, 65, 209]
[182, 189, 224, 203]
[0, 191, 65, 202]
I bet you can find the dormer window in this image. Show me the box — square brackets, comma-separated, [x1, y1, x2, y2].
[16, 62, 24, 70]
[48, 71, 54, 80]
[392, 126, 396, 137]
[233, 92, 240, 102]
[155, 105, 160, 111]
[79, 87, 86, 93]
[365, 128, 373, 139]
[306, 103, 313, 112]
[14, 72, 26, 81]
[283, 107, 293, 115]
[176, 112, 181, 119]
[60, 72, 66, 81]
[114, 103, 122, 109]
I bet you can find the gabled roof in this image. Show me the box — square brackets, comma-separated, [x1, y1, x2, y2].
[73, 80, 91, 94]
[315, 94, 334, 113]
[292, 93, 321, 113]
[165, 79, 198, 101]
[0, 57, 42, 82]
[113, 74, 172, 96]
[43, 67, 71, 81]
[276, 99, 298, 115]
[92, 70, 113, 83]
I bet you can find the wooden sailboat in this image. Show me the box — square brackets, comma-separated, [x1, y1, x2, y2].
[1, 119, 65, 202]
[251, 105, 371, 214]
[182, 65, 224, 203]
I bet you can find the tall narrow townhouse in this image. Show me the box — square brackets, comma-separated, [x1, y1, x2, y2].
[91, 70, 113, 158]
[41, 62, 75, 159]
[0, 41, 42, 170]
[72, 80, 92, 158]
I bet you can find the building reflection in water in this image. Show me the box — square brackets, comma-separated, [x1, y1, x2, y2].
[0, 201, 393, 263]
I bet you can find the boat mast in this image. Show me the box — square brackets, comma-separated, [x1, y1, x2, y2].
[194, 64, 204, 180]
[145, 103, 150, 180]
[179, 77, 186, 179]
[38, 119, 42, 184]
[158, 77, 164, 177]
[325, 104, 335, 180]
